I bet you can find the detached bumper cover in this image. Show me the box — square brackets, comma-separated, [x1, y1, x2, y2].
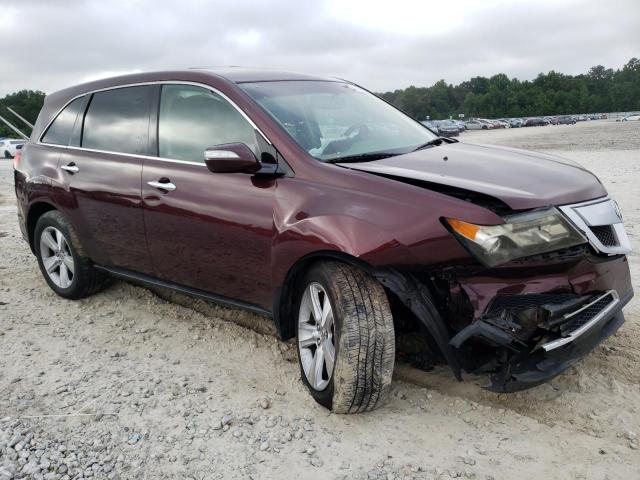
[486, 289, 632, 392]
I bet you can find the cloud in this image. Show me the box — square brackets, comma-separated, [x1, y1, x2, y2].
[0, 0, 638, 97]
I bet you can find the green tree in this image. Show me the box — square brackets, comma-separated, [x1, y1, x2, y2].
[0, 90, 45, 138]
[378, 58, 640, 119]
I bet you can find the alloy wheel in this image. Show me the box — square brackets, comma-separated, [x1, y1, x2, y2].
[298, 282, 336, 391]
[39, 226, 75, 289]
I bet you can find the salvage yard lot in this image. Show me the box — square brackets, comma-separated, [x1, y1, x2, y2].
[1, 120, 639, 479]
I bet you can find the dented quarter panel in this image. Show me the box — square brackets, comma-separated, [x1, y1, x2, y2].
[14, 143, 61, 242]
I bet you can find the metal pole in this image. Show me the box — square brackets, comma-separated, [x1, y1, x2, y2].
[0, 114, 29, 140]
[6, 107, 34, 129]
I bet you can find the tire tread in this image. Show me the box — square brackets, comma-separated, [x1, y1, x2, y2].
[325, 262, 395, 414]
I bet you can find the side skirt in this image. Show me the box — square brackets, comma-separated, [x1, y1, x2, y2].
[95, 266, 273, 318]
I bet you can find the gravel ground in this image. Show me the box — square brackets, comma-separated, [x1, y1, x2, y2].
[0, 120, 639, 479]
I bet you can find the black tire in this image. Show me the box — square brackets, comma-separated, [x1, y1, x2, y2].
[34, 210, 107, 299]
[4, 150, 11, 159]
[296, 262, 395, 413]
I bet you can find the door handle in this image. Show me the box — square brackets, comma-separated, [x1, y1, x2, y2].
[147, 180, 176, 192]
[60, 163, 79, 174]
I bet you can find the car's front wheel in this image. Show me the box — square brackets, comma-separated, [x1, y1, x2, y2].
[296, 262, 395, 413]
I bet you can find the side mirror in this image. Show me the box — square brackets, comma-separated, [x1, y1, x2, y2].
[204, 143, 261, 174]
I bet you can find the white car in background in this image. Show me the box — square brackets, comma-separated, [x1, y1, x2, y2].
[464, 119, 487, 130]
[621, 113, 640, 121]
[1, 139, 26, 158]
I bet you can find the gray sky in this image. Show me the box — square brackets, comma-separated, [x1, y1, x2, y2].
[1, 0, 638, 97]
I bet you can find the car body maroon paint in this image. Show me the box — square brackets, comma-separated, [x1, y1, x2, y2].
[339, 142, 607, 210]
[141, 156, 275, 307]
[15, 68, 633, 395]
[55, 148, 152, 272]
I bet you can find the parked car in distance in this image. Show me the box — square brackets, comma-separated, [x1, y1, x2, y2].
[463, 119, 487, 130]
[480, 119, 500, 129]
[431, 120, 460, 137]
[557, 115, 577, 125]
[452, 120, 466, 132]
[15, 69, 634, 412]
[621, 113, 640, 121]
[2, 138, 26, 158]
[523, 117, 551, 127]
[420, 120, 436, 131]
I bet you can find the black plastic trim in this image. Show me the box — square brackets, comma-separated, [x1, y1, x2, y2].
[487, 289, 633, 392]
[96, 266, 272, 317]
[374, 268, 462, 380]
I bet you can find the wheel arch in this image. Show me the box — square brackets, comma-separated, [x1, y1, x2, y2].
[26, 201, 58, 253]
[272, 250, 374, 340]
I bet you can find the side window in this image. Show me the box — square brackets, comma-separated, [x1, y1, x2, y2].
[158, 84, 258, 163]
[82, 86, 152, 155]
[41, 96, 85, 146]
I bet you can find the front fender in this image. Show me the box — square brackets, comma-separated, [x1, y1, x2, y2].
[270, 173, 504, 289]
[272, 212, 411, 284]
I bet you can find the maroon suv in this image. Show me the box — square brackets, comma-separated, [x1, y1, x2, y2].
[15, 69, 633, 413]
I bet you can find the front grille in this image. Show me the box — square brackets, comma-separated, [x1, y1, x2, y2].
[589, 225, 618, 247]
[558, 292, 616, 336]
[486, 293, 578, 316]
[559, 198, 631, 256]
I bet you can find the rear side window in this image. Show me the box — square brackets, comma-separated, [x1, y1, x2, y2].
[41, 96, 84, 146]
[82, 86, 152, 155]
[158, 84, 258, 163]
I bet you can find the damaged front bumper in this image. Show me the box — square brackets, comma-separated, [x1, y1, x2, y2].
[455, 289, 632, 392]
[376, 254, 633, 393]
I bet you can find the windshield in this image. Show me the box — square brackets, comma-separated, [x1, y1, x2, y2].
[240, 80, 437, 162]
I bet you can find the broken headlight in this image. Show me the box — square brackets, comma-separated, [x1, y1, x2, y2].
[445, 208, 587, 267]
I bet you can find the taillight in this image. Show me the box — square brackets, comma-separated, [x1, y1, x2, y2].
[13, 149, 22, 169]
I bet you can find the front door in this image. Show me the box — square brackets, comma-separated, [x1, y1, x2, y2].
[142, 84, 274, 310]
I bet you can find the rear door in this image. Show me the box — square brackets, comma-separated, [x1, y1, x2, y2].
[141, 83, 274, 309]
[54, 85, 155, 272]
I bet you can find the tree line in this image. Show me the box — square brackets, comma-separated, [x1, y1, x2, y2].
[378, 58, 640, 120]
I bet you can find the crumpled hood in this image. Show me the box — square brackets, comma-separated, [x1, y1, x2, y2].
[338, 142, 607, 210]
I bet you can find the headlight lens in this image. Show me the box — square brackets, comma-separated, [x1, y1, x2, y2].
[445, 208, 587, 267]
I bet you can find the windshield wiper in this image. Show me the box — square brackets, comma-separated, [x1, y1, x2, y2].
[412, 137, 447, 152]
[324, 152, 400, 164]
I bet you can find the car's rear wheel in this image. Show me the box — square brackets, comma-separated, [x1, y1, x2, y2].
[34, 210, 107, 299]
[296, 262, 395, 413]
